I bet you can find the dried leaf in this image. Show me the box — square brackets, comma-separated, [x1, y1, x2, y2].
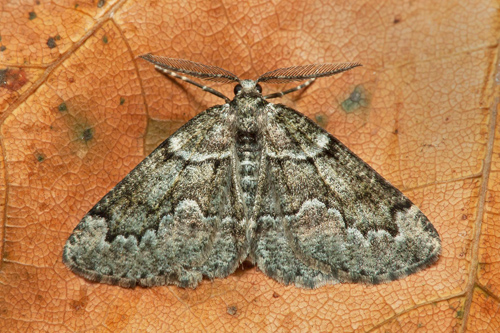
[0, 0, 498, 331]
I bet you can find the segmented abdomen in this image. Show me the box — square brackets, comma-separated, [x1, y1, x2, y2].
[236, 133, 261, 214]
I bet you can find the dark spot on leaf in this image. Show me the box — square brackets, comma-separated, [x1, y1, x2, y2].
[393, 15, 402, 24]
[70, 295, 88, 313]
[57, 96, 101, 150]
[82, 128, 93, 142]
[0, 70, 6, 85]
[314, 113, 328, 128]
[341, 85, 370, 113]
[29, 11, 37, 20]
[0, 68, 28, 91]
[75, 3, 79, 8]
[349, 89, 362, 103]
[55, 35, 61, 41]
[0, 46, 6, 52]
[227, 305, 237, 316]
[120, 97, 125, 105]
[58, 102, 67, 112]
[97, 0, 105, 8]
[47, 37, 57, 49]
[35, 152, 45, 162]
[272, 292, 280, 298]
[102, 35, 108, 44]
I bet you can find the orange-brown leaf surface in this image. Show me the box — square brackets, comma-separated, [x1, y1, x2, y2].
[0, 0, 498, 331]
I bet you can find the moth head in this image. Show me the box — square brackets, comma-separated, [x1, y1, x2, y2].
[234, 80, 263, 97]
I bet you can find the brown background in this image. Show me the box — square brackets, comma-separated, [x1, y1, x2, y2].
[0, 0, 499, 331]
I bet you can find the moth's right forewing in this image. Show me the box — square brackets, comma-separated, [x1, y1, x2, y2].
[251, 104, 441, 288]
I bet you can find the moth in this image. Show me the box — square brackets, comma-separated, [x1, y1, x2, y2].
[63, 54, 441, 289]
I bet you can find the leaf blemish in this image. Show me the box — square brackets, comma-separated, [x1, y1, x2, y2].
[315, 113, 328, 128]
[81, 128, 94, 142]
[226, 305, 237, 316]
[47, 37, 57, 49]
[341, 85, 370, 113]
[35, 152, 45, 162]
[0, 68, 28, 91]
[58, 102, 68, 112]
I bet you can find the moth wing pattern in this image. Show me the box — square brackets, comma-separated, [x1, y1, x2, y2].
[64, 54, 441, 290]
[63, 105, 248, 288]
[251, 104, 441, 288]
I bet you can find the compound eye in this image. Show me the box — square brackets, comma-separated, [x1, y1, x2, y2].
[234, 84, 243, 95]
[256, 84, 262, 94]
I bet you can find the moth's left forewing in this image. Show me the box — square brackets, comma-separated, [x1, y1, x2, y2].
[63, 105, 248, 288]
[253, 103, 441, 287]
